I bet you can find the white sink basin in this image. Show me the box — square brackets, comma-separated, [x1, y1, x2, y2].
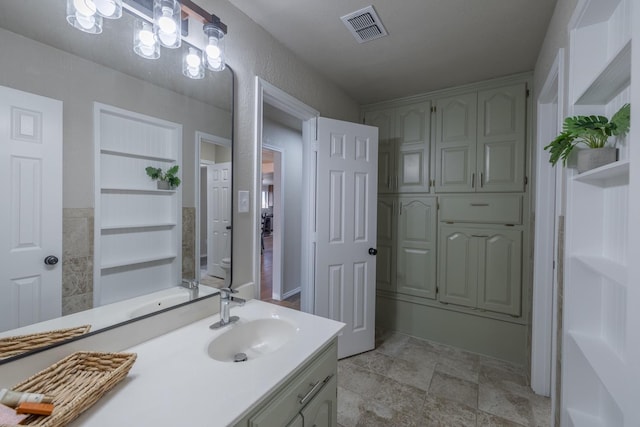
[207, 318, 297, 362]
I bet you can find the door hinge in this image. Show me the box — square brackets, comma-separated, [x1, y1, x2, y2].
[526, 89, 530, 98]
[436, 286, 439, 294]
[524, 176, 528, 186]
[553, 260, 556, 270]
[431, 106, 436, 113]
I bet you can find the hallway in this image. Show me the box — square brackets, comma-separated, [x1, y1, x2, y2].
[260, 234, 301, 310]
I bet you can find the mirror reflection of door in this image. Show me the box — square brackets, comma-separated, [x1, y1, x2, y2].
[198, 134, 231, 289]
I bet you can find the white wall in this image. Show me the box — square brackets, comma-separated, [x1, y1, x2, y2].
[263, 118, 303, 296]
[198, 0, 361, 286]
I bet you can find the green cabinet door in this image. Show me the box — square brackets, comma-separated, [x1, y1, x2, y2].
[435, 93, 477, 192]
[300, 376, 338, 427]
[364, 109, 395, 193]
[438, 225, 478, 308]
[477, 229, 522, 316]
[376, 196, 396, 292]
[476, 83, 526, 192]
[439, 225, 522, 316]
[396, 101, 431, 193]
[396, 196, 437, 299]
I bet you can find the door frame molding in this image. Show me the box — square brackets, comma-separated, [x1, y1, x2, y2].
[261, 144, 284, 300]
[253, 77, 319, 312]
[531, 48, 564, 399]
[195, 131, 232, 283]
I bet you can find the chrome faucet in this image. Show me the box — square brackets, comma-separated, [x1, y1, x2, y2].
[210, 287, 245, 329]
[180, 279, 199, 300]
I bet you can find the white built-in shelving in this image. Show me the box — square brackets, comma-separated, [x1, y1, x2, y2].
[562, 0, 633, 425]
[94, 103, 182, 306]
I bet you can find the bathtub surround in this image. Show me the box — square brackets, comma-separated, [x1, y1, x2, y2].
[62, 208, 94, 315]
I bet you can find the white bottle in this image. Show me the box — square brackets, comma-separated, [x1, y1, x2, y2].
[0, 389, 53, 407]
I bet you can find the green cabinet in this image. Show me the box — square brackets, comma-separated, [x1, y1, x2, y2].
[234, 341, 338, 427]
[435, 84, 526, 193]
[364, 101, 431, 194]
[438, 225, 522, 316]
[375, 196, 437, 300]
[396, 196, 437, 299]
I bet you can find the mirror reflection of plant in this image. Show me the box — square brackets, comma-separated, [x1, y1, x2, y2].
[145, 165, 181, 188]
[545, 103, 631, 166]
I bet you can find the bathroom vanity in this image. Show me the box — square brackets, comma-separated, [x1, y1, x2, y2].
[60, 299, 344, 426]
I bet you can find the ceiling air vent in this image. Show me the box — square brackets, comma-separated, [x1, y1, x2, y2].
[340, 5, 388, 44]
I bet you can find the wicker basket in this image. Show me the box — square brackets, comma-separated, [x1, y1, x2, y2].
[11, 351, 137, 426]
[0, 326, 92, 360]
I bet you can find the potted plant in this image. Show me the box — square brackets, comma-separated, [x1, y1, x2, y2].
[145, 165, 181, 190]
[545, 103, 630, 172]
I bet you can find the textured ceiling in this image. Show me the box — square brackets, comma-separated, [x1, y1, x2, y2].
[226, 0, 558, 104]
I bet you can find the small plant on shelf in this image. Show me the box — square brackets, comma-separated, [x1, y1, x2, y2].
[145, 165, 181, 189]
[545, 103, 630, 172]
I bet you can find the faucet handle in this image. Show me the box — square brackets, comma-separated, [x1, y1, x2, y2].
[219, 287, 237, 298]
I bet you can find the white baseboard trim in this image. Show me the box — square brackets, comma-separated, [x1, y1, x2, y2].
[282, 287, 301, 300]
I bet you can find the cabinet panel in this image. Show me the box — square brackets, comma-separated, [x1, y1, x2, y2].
[477, 84, 526, 192]
[439, 195, 522, 224]
[438, 226, 478, 307]
[364, 109, 395, 193]
[397, 197, 436, 299]
[396, 102, 431, 193]
[376, 197, 395, 292]
[435, 93, 477, 192]
[477, 229, 522, 315]
[300, 376, 338, 427]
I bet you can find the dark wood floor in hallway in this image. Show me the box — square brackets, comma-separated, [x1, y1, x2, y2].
[260, 234, 301, 310]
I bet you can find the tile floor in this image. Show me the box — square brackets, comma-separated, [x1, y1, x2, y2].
[337, 331, 550, 427]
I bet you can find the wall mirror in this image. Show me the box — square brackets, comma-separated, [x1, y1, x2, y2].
[0, 0, 233, 362]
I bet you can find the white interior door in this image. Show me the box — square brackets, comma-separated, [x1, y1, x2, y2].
[315, 117, 378, 358]
[0, 85, 62, 332]
[207, 162, 231, 278]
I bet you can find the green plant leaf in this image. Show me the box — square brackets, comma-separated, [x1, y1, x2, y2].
[166, 165, 179, 176]
[611, 103, 630, 136]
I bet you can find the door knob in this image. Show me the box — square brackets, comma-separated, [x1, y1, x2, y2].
[44, 255, 59, 265]
[368, 248, 378, 255]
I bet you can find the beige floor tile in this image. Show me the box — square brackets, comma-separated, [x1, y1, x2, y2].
[435, 356, 480, 383]
[429, 371, 479, 408]
[337, 387, 365, 427]
[338, 359, 385, 396]
[478, 383, 534, 426]
[387, 356, 435, 391]
[376, 331, 410, 357]
[371, 376, 427, 414]
[421, 394, 477, 427]
[349, 349, 394, 375]
[476, 411, 527, 426]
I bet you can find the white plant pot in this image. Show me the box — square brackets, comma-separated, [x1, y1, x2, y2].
[157, 181, 171, 190]
[576, 147, 618, 173]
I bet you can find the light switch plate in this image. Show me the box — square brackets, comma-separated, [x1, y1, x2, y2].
[238, 190, 250, 213]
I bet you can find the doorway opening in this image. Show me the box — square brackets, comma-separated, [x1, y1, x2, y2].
[258, 105, 305, 310]
[253, 78, 319, 313]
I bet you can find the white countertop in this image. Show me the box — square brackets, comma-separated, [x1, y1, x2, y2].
[69, 300, 344, 426]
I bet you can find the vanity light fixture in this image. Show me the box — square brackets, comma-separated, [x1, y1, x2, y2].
[66, 0, 103, 34]
[182, 47, 205, 79]
[153, 0, 181, 49]
[134, 19, 161, 59]
[203, 23, 225, 72]
[65, 0, 228, 77]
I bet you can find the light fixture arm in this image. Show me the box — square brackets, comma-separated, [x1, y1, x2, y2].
[180, 0, 227, 34]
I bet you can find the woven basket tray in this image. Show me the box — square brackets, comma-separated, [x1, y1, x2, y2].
[0, 326, 92, 360]
[11, 351, 137, 427]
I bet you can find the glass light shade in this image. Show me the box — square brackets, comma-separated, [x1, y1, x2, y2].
[93, 0, 122, 19]
[134, 20, 160, 59]
[66, 0, 103, 34]
[182, 47, 205, 79]
[153, 0, 181, 49]
[203, 23, 225, 72]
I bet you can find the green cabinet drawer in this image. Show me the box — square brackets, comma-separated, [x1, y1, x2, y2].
[439, 195, 522, 224]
